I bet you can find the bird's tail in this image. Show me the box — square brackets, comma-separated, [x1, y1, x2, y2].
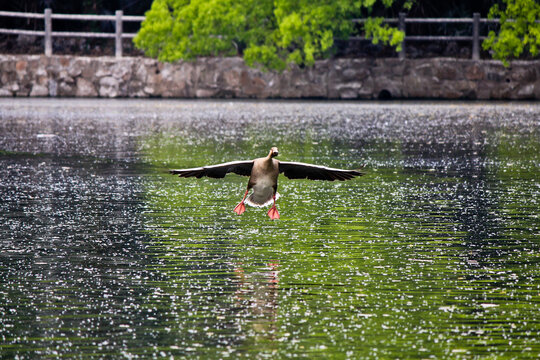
[245, 192, 280, 207]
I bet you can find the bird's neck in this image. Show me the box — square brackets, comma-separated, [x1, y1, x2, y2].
[260, 153, 275, 168]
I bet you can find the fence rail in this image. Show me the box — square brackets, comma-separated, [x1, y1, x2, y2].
[0, 9, 144, 57]
[352, 13, 492, 60]
[0, 9, 523, 60]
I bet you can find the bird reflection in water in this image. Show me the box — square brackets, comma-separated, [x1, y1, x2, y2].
[234, 262, 280, 335]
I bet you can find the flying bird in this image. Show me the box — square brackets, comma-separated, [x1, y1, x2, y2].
[170, 147, 363, 220]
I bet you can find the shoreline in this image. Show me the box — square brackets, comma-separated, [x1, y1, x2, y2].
[1, 54, 539, 100]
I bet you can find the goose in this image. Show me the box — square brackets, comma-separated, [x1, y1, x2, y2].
[170, 147, 363, 220]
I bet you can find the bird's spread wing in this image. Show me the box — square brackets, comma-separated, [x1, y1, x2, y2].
[170, 160, 254, 179]
[278, 161, 363, 181]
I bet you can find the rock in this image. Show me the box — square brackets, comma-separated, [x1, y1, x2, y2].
[339, 88, 360, 99]
[511, 67, 536, 82]
[0, 88, 13, 97]
[403, 73, 433, 97]
[375, 58, 404, 76]
[486, 64, 509, 82]
[16, 83, 31, 97]
[534, 83, 540, 99]
[476, 81, 493, 99]
[338, 62, 373, 98]
[58, 82, 74, 96]
[112, 62, 131, 80]
[59, 57, 70, 67]
[413, 62, 434, 77]
[161, 67, 192, 97]
[489, 82, 514, 99]
[1, 72, 9, 85]
[58, 70, 74, 83]
[95, 65, 112, 78]
[436, 64, 458, 80]
[67, 59, 84, 77]
[465, 64, 485, 80]
[99, 76, 119, 97]
[7, 83, 20, 92]
[146, 68, 162, 86]
[517, 84, 535, 98]
[81, 60, 99, 79]
[196, 88, 218, 98]
[223, 69, 241, 88]
[127, 80, 147, 97]
[35, 66, 47, 78]
[239, 71, 267, 97]
[442, 80, 477, 99]
[277, 61, 330, 98]
[30, 84, 49, 97]
[16, 60, 27, 73]
[134, 62, 149, 82]
[486, 72, 504, 82]
[48, 79, 57, 97]
[76, 78, 97, 97]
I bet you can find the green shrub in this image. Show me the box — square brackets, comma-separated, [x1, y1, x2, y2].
[483, 0, 540, 66]
[134, 0, 408, 70]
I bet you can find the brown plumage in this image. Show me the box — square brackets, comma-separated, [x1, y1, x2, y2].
[170, 147, 363, 219]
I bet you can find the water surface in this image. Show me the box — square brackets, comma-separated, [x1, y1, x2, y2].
[0, 99, 539, 358]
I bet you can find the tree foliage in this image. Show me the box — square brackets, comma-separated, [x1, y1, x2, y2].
[134, 0, 409, 70]
[483, 0, 540, 66]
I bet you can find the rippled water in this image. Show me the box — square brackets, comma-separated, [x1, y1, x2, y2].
[0, 99, 539, 358]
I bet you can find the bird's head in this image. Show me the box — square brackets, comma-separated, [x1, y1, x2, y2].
[270, 147, 279, 158]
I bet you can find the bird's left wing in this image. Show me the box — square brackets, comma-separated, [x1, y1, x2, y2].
[170, 160, 254, 179]
[278, 161, 363, 181]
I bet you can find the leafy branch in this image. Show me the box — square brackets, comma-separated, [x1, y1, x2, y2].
[134, 0, 409, 70]
[482, 0, 540, 66]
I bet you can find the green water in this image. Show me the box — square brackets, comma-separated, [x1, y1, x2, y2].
[0, 99, 539, 358]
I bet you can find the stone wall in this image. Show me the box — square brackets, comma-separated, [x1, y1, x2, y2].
[1, 54, 539, 99]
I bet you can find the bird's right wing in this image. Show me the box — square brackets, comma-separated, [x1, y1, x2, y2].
[170, 160, 254, 179]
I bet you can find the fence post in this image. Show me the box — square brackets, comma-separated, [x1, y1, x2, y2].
[44, 8, 52, 56]
[115, 10, 123, 58]
[399, 12, 406, 59]
[472, 12, 480, 60]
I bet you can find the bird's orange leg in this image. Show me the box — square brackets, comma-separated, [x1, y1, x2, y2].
[267, 194, 280, 220]
[234, 190, 249, 215]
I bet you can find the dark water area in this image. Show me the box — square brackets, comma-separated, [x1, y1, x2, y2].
[0, 99, 539, 358]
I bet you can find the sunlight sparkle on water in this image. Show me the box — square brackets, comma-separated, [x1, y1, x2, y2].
[0, 99, 538, 358]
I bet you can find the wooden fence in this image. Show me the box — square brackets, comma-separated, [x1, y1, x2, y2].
[0, 9, 144, 58]
[352, 13, 496, 60]
[0, 9, 508, 60]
